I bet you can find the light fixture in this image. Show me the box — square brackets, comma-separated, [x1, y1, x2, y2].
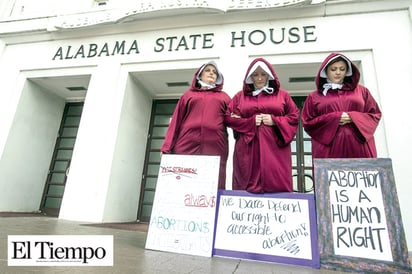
[95, 0, 108, 6]
[166, 82, 190, 87]
[66, 86, 87, 91]
[289, 77, 315, 83]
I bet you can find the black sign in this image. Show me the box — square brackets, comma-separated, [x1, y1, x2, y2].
[314, 158, 411, 273]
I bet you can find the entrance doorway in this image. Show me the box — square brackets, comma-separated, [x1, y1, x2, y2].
[291, 96, 314, 193]
[40, 102, 84, 216]
[137, 100, 177, 222]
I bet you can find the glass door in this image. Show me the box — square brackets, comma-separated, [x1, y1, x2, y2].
[291, 96, 313, 193]
[40, 102, 84, 216]
[137, 100, 178, 222]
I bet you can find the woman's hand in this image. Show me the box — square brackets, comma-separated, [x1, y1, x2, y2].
[231, 112, 241, 118]
[339, 112, 352, 125]
[256, 114, 274, 126]
[256, 114, 263, 126]
[261, 114, 274, 126]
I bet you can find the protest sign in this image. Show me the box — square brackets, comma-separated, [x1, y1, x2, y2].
[145, 154, 220, 257]
[314, 158, 411, 273]
[213, 190, 320, 268]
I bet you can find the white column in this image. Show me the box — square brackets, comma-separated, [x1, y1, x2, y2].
[59, 60, 124, 222]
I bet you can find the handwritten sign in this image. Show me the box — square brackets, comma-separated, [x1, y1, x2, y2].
[314, 158, 411, 273]
[145, 154, 220, 257]
[213, 190, 320, 268]
[328, 169, 392, 260]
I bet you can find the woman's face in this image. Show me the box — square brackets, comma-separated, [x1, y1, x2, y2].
[200, 65, 218, 84]
[251, 66, 269, 89]
[326, 60, 347, 84]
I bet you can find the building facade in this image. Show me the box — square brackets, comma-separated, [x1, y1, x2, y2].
[0, 0, 411, 249]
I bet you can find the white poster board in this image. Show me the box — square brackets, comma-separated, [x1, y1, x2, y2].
[328, 170, 392, 260]
[213, 190, 320, 268]
[145, 154, 220, 257]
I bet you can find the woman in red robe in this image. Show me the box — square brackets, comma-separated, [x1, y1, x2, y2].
[301, 52, 382, 158]
[161, 61, 230, 189]
[226, 58, 299, 193]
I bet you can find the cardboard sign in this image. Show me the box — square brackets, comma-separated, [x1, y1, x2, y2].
[314, 158, 411, 273]
[145, 154, 220, 257]
[213, 190, 320, 268]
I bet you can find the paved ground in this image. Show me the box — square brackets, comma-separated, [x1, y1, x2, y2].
[0, 216, 403, 273]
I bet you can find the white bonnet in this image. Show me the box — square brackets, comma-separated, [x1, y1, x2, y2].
[197, 60, 223, 85]
[319, 55, 353, 78]
[245, 61, 275, 84]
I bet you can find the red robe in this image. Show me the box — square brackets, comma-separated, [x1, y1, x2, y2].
[226, 58, 299, 193]
[161, 63, 230, 189]
[301, 52, 382, 158]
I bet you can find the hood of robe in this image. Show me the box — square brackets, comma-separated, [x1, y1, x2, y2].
[191, 60, 224, 92]
[242, 58, 280, 96]
[316, 52, 361, 93]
